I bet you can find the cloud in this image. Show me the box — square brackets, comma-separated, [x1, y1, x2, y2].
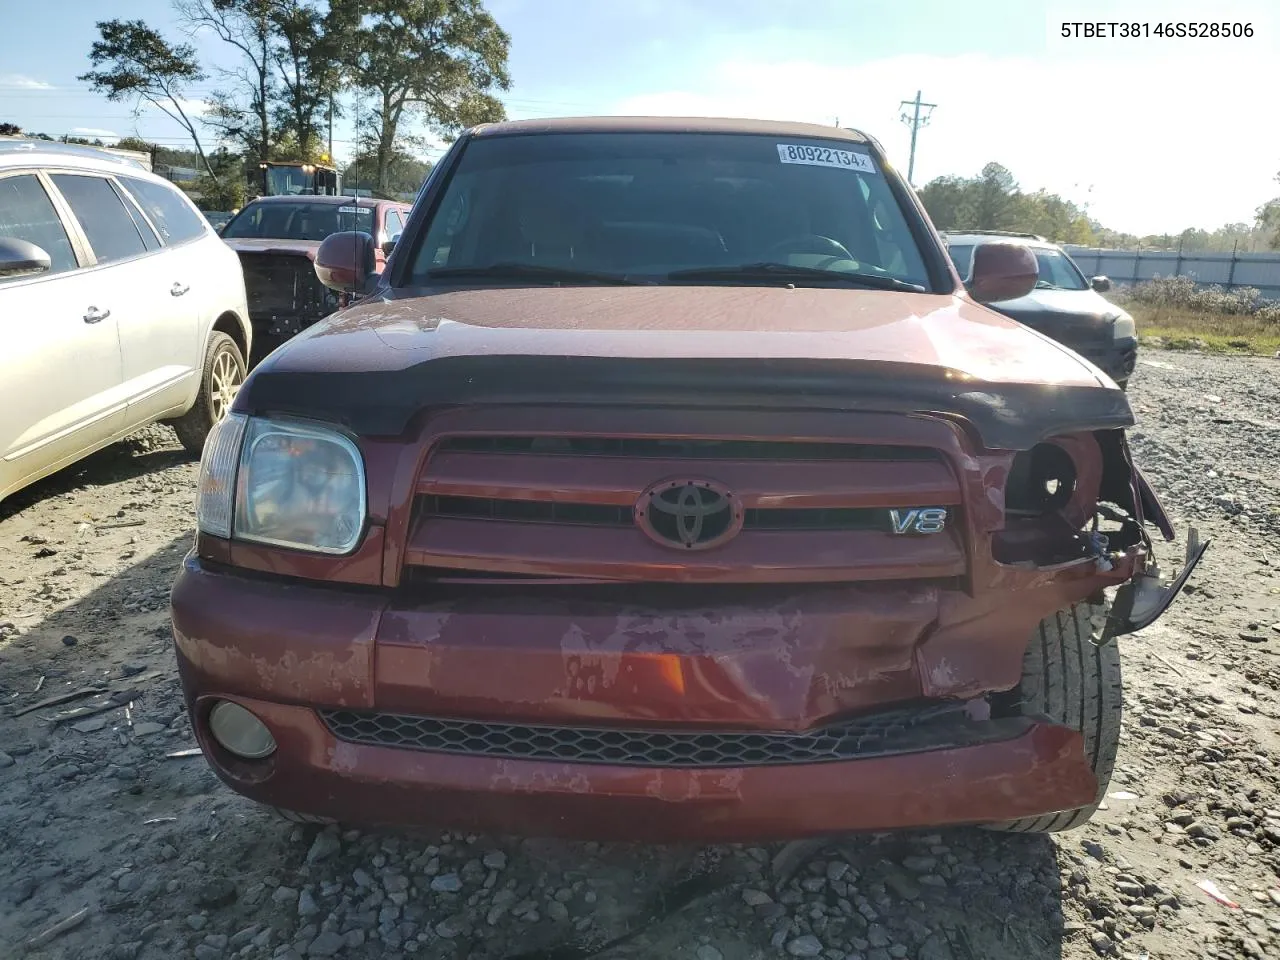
[69, 127, 119, 139]
[0, 74, 54, 90]
[607, 50, 1278, 234]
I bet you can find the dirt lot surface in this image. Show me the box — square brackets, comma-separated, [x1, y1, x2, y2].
[2, 348, 1279, 960]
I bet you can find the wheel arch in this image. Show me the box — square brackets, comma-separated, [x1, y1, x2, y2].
[212, 311, 251, 366]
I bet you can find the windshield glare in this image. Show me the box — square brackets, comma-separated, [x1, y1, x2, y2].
[222, 201, 374, 241]
[408, 132, 930, 287]
[947, 243, 1088, 291]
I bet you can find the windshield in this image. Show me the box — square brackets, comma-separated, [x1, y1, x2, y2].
[407, 132, 930, 287]
[221, 201, 374, 242]
[947, 242, 1089, 291]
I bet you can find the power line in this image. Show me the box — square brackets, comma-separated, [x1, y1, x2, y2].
[897, 90, 936, 187]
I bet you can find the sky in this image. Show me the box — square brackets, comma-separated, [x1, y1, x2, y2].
[1, 0, 1276, 235]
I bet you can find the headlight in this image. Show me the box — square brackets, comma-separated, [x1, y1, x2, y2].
[196, 415, 366, 554]
[1109, 312, 1135, 340]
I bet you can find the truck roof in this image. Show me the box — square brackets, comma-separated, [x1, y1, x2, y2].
[469, 115, 871, 144]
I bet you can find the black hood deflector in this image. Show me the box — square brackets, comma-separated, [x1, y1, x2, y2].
[238, 354, 1133, 451]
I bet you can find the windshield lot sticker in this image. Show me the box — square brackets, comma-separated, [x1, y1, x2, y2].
[776, 144, 876, 172]
[338, 205, 361, 214]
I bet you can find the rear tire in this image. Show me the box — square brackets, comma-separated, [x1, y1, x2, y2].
[172, 331, 245, 455]
[988, 602, 1123, 833]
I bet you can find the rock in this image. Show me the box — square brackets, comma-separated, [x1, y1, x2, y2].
[1186, 821, 1222, 841]
[193, 946, 221, 960]
[826, 861, 851, 882]
[116, 871, 142, 893]
[196, 877, 237, 909]
[306, 931, 344, 957]
[298, 889, 319, 917]
[72, 717, 109, 733]
[430, 873, 462, 893]
[62, 635, 78, 646]
[483, 850, 507, 870]
[343, 930, 365, 948]
[435, 915, 467, 939]
[273, 886, 299, 904]
[547, 900, 569, 922]
[696, 946, 723, 960]
[867, 923, 891, 947]
[383, 874, 409, 894]
[0, 750, 14, 768]
[901, 855, 937, 873]
[742, 889, 773, 907]
[187, 914, 208, 930]
[230, 926, 260, 949]
[1089, 931, 1114, 954]
[786, 934, 824, 957]
[131, 722, 165, 737]
[1081, 840, 1106, 861]
[306, 830, 341, 864]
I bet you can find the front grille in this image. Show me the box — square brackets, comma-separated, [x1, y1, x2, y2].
[319, 702, 993, 767]
[404, 425, 967, 582]
[421, 494, 886, 532]
[238, 253, 336, 332]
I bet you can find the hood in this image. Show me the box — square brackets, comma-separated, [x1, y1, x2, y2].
[223, 238, 322, 260]
[238, 285, 1132, 449]
[984, 287, 1124, 330]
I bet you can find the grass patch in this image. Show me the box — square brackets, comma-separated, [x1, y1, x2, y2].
[1122, 304, 1280, 355]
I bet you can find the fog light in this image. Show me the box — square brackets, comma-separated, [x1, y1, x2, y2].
[209, 700, 276, 759]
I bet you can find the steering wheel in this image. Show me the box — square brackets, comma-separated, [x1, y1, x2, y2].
[763, 234, 855, 264]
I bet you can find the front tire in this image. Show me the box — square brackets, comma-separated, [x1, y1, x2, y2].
[989, 603, 1123, 833]
[172, 331, 245, 455]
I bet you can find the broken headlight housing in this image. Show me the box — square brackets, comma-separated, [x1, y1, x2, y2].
[196, 414, 366, 554]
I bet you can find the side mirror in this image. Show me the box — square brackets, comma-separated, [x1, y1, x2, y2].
[967, 242, 1038, 304]
[381, 233, 401, 257]
[315, 230, 377, 294]
[1091, 275, 1112, 293]
[0, 237, 51, 279]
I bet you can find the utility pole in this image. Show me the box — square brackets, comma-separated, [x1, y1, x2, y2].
[327, 94, 334, 162]
[897, 90, 936, 186]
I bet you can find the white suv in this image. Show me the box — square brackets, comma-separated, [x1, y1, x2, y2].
[0, 140, 251, 506]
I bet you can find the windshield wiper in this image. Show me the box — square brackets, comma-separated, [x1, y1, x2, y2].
[666, 262, 926, 292]
[1035, 280, 1062, 290]
[425, 262, 641, 285]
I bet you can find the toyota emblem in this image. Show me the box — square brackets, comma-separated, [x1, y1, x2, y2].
[635, 478, 744, 551]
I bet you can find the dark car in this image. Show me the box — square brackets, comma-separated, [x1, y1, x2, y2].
[171, 116, 1204, 842]
[942, 231, 1137, 388]
[220, 194, 411, 363]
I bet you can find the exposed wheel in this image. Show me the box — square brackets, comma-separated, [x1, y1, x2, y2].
[988, 602, 1123, 832]
[171, 331, 245, 455]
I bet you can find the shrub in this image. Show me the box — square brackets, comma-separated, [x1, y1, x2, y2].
[1116, 275, 1279, 324]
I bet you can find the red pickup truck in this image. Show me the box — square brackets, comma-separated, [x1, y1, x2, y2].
[219, 194, 410, 364]
[172, 117, 1205, 842]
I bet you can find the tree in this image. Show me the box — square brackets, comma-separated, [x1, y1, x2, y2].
[80, 19, 216, 177]
[270, 0, 344, 160]
[0, 122, 21, 136]
[341, 149, 431, 198]
[338, 0, 510, 193]
[178, 0, 276, 170]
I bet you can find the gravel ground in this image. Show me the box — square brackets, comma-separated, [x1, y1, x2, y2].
[2, 348, 1279, 960]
